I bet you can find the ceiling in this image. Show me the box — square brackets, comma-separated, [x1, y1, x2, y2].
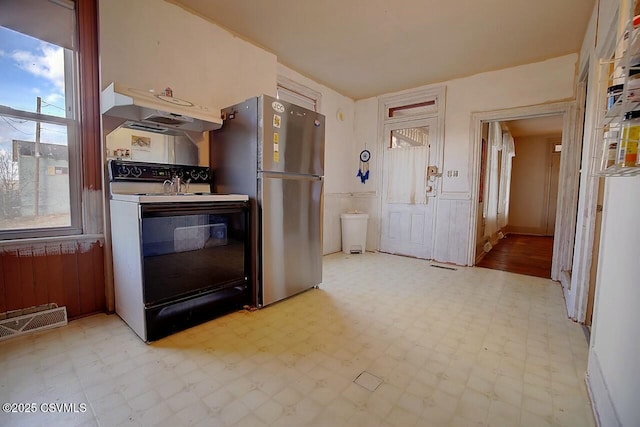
[505, 115, 564, 138]
[173, 0, 594, 100]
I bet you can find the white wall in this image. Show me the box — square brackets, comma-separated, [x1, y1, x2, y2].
[508, 134, 559, 235]
[354, 54, 577, 264]
[352, 98, 380, 252]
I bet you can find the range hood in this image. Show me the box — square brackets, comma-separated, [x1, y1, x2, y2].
[100, 82, 223, 137]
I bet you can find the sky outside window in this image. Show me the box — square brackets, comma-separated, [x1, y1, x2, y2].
[0, 25, 68, 154]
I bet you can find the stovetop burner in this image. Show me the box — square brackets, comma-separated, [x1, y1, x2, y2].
[108, 160, 248, 204]
[108, 160, 211, 183]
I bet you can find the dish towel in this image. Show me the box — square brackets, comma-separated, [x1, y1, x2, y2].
[386, 146, 428, 204]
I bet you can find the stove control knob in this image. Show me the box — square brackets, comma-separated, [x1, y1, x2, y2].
[131, 166, 142, 178]
[118, 165, 130, 177]
[189, 169, 199, 181]
[199, 170, 208, 181]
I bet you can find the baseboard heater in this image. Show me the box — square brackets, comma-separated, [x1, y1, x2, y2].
[0, 304, 68, 341]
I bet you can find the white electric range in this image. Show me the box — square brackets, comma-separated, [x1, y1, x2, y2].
[108, 160, 250, 342]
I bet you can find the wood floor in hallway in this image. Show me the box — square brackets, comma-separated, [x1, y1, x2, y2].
[477, 234, 554, 278]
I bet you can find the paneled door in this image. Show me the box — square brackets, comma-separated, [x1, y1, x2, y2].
[380, 117, 437, 259]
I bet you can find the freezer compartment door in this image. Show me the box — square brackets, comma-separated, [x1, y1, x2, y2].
[260, 173, 323, 306]
[259, 95, 325, 176]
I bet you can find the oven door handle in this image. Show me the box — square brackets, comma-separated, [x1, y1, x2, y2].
[141, 202, 248, 217]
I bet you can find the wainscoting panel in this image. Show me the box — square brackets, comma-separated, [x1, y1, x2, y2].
[350, 192, 378, 252]
[0, 239, 106, 319]
[325, 193, 471, 265]
[434, 198, 472, 265]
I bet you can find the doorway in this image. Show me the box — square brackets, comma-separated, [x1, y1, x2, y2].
[506, 118, 563, 237]
[475, 115, 563, 278]
[468, 101, 580, 286]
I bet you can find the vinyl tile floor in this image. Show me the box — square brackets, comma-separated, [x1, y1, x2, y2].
[0, 252, 595, 427]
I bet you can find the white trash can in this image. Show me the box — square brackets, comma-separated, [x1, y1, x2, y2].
[340, 212, 368, 254]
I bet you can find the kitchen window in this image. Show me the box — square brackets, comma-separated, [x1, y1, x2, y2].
[0, 0, 82, 239]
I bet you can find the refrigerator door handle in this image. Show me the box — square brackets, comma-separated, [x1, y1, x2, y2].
[260, 171, 323, 181]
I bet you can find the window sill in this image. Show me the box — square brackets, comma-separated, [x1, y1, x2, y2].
[0, 233, 104, 249]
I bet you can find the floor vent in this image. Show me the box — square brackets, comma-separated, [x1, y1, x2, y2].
[354, 371, 383, 391]
[0, 305, 67, 341]
[430, 264, 458, 271]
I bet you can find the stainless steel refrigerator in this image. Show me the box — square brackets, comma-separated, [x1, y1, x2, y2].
[210, 95, 325, 307]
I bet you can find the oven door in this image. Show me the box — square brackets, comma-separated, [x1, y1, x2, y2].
[140, 201, 248, 306]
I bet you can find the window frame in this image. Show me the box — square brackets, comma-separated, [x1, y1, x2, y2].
[0, 0, 98, 241]
[276, 75, 322, 112]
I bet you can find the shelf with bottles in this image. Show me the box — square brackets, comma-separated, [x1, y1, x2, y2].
[602, 84, 640, 123]
[599, 72, 624, 128]
[599, 59, 640, 121]
[597, 12, 640, 176]
[598, 105, 640, 176]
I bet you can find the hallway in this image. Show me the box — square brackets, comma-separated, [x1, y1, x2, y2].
[477, 235, 554, 279]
